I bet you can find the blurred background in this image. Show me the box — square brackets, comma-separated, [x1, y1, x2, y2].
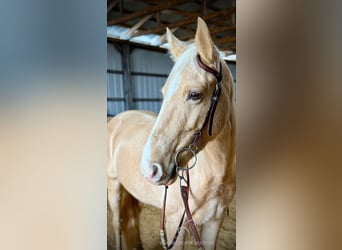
[1, 0, 342, 250]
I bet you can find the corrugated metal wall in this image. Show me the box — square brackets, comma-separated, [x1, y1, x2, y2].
[107, 43, 125, 115]
[107, 43, 173, 116]
[107, 42, 236, 116]
[130, 48, 174, 113]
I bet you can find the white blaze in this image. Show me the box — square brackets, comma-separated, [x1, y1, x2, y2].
[140, 45, 198, 176]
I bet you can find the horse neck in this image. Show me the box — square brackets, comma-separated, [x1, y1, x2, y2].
[194, 121, 234, 189]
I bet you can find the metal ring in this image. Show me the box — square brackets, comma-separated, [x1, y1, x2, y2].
[188, 143, 198, 152]
[174, 147, 197, 171]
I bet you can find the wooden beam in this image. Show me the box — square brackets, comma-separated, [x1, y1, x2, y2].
[109, 9, 170, 28]
[201, 0, 207, 15]
[121, 14, 153, 39]
[206, 0, 219, 8]
[215, 41, 236, 52]
[108, 0, 189, 25]
[131, 7, 235, 37]
[211, 25, 236, 34]
[107, 0, 120, 14]
[218, 42, 236, 49]
[136, 0, 160, 4]
[178, 25, 235, 41]
[219, 44, 236, 53]
[119, 0, 123, 17]
[213, 36, 236, 45]
[161, 9, 199, 17]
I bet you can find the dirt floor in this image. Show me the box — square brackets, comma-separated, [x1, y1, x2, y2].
[107, 195, 236, 250]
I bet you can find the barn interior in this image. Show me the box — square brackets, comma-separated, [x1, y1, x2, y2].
[107, 0, 236, 56]
[107, 0, 236, 116]
[107, 1, 236, 249]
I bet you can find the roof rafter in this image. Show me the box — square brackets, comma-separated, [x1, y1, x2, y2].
[178, 25, 236, 41]
[107, 1, 236, 54]
[214, 36, 236, 45]
[107, 0, 120, 14]
[131, 7, 235, 37]
[107, 0, 190, 26]
[121, 14, 154, 39]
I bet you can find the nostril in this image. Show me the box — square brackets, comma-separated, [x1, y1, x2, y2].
[152, 164, 158, 176]
[151, 163, 163, 181]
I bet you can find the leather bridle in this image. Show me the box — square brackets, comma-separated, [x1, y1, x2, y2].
[160, 54, 223, 250]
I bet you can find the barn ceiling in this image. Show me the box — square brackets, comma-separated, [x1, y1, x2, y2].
[107, 0, 236, 55]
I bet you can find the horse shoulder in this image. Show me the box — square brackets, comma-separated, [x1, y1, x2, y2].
[107, 110, 155, 176]
[107, 110, 163, 208]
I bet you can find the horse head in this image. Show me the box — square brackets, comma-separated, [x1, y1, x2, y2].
[140, 18, 233, 185]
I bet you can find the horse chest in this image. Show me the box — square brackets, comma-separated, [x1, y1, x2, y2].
[190, 184, 227, 224]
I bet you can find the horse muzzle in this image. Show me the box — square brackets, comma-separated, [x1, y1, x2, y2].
[140, 160, 177, 186]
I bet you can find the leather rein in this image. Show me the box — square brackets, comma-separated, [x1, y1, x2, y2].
[160, 54, 223, 250]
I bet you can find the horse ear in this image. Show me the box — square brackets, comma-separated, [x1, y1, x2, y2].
[166, 28, 186, 61]
[195, 17, 216, 65]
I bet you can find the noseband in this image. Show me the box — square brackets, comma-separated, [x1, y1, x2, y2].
[160, 54, 223, 250]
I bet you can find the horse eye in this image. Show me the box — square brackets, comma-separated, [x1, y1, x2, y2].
[188, 91, 202, 101]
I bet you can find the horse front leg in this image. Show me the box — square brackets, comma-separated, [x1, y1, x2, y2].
[200, 217, 224, 250]
[120, 188, 142, 250]
[107, 176, 122, 250]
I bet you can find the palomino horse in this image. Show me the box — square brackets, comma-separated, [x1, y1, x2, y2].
[107, 17, 235, 250]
